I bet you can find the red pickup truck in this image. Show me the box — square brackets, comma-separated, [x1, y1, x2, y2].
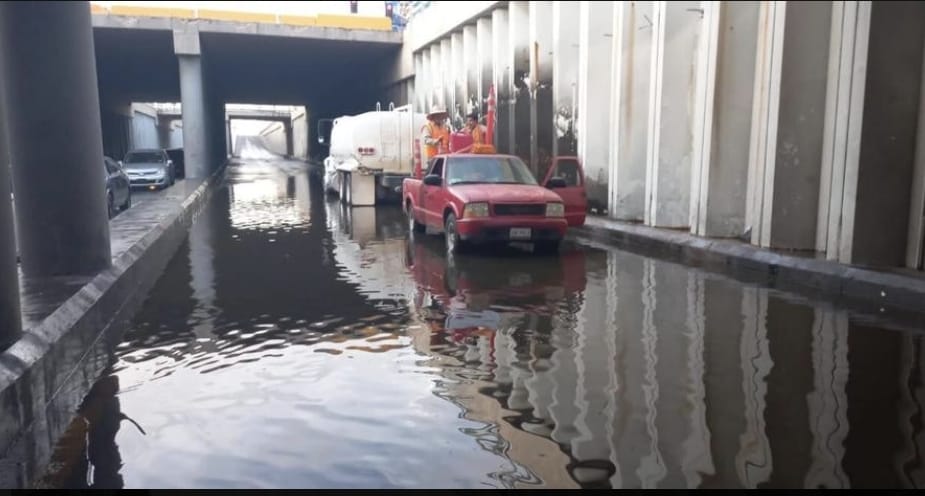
[403, 151, 587, 254]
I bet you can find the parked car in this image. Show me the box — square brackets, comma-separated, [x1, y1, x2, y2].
[122, 148, 175, 190]
[402, 152, 586, 255]
[105, 156, 131, 218]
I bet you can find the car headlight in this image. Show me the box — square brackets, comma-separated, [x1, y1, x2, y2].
[546, 202, 565, 217]
[463, 202, 490, 218]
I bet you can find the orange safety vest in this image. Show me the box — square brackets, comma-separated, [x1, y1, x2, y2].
[423, 121, 450, 159]
[470, 124, 485, 145]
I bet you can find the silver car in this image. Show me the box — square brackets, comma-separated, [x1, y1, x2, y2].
[122, 149, 176, 190]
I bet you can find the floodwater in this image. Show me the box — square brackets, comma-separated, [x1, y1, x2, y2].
[41, 158, 925, 489]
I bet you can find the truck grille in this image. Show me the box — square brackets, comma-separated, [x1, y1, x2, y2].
[493, 203, 545, 216]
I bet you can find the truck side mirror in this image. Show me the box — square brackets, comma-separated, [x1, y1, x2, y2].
[546, 177, 567, 189]
[423, 174, 442, 187]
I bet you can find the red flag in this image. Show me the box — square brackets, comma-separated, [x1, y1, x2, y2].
[486, 84, 496, 146]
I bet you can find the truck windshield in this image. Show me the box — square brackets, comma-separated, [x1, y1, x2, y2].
[446, 157, 538, 186]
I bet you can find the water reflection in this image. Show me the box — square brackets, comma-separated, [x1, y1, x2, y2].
[40, 158, 925, 489]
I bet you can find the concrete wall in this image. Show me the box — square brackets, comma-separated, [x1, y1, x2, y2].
[292, 107, 309, 159]
[131, 105, 160, 150]
[260, 121, 289, 156]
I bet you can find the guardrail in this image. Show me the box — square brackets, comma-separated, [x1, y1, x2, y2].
[90, 2, 394, 31]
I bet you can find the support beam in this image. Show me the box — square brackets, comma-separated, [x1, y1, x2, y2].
[0, 79, 20, 347]
[491, 8, 510, 152]
[509, 1, 531, 165]
[530, 1, 554, 176]
[690, 2, 761, 239]
[609, 1, 652, 222]
[1, 1, 111, 277]
[552, 2, 579, 158]
[463, 24, 479, 119]
[578, 0, 614, 214]
[476, 17, 493, 119]
[743, 1, 831, 248]
[644, 1, 701, 228]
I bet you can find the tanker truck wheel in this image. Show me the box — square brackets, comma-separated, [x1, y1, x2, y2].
[344, 173, 353, 206]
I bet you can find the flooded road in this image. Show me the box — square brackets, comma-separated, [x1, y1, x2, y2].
[42, 158, 925, 489]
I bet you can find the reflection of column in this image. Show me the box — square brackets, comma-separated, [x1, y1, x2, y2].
[638, 260, 666, 488]
[548, 305, 580, 447]
[188, 200, 218, 348]
[681, 272, 715, 487]
[896, 333, 925, 488]
[604, 251, 622, 487]
[804, 306, 849, 489]
[736, 287, 773, 488]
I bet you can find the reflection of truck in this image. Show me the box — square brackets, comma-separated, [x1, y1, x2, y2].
[322, 103, 428, 207]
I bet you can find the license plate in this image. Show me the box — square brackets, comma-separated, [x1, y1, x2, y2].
[509, 227, 532, 240]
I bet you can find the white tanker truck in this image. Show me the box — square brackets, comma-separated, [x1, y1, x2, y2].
[321, 103, 428, 207]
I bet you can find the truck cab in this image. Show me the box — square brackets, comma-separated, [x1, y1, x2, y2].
[402, 150, 587, 255]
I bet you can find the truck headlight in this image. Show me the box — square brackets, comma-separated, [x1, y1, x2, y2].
[546, 202, 565, 217]
[464, 202, 490, 218]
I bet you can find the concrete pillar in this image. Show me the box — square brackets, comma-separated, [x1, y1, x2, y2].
[450, 31, 464, 127]
[0, 82, 20, 346]
[689, 2, 761, 239]
[530, 2, 554, 176]
[421, 48, 433, 111]
[578, 1, 614, 214]
[552, 2, 579, 158]
[225, 118, 232, 157]
[0, 1, 111, 277]
[463, 24, 478, 119]
[413, 51, 425, 113]
[440, 37, 452, 113]
[176, 30, 210, 178]
[284, 121, 294, 157]
[609, 1, 653, 222]
[476, 17, 493, 119]
[644, 1, 701, 228]
[491, 8, 510, 152]
[509, 1, 531, 165]
[907, 38, 925, 270]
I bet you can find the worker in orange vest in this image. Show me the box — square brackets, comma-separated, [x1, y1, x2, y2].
[422, 106, 450, 160]
[466, 112, 487, 145]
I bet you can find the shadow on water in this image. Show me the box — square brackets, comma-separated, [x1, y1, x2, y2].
[33, 157, 925, 489]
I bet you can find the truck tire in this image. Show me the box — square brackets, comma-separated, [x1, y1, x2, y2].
[444, 213, 468, 254]
[407, 205, 424, 233]
[344, 173, 353, 206]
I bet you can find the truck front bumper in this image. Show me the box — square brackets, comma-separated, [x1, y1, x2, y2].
[457, 217, 568, 244]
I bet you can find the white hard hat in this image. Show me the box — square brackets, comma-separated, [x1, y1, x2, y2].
[427, 106, 448, 119]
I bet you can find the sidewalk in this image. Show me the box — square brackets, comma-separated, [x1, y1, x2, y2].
[573, 215, 925, 317]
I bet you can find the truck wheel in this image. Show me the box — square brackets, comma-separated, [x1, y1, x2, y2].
[445, 213, 467, 254]
[344, 173, 353, 206]
[407, 206, 424, 233]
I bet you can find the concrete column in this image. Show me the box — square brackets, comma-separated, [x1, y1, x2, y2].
[440, 37, 452, 113]
[429, 44, 441, 110]
[0, 81, 20, 346]
[413, 51, 425, 113]
[552, 2, 579, 158]
[529, 2, 554, 176]
[176, 29, 210, 178]
[906, 37, 925, 269]
[491, 8, 510, 152]
[509, 1, 531, 165]
[689, 2, 761, 239]
[421, 48, 433, 111]
[463, 24, 478, 119]
[609, 1, 653, 222]
[0, 1, 111, 277]
[450, 31, 464, 126]
[644, 1, 701, 228]
[578, 1, 614, 214]
[476, 17, 493, 119]
[284, 121, 294, 157]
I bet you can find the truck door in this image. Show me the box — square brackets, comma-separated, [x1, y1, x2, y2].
[421, 157, 445, 227]
[543, 156, 587, 227]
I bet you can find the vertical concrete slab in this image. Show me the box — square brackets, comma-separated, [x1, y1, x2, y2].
[848, 1, 925, 266]
[421, 49, 432, 111]
[0, 78, 20, 346]
[509, 1, 531, 165]
[440, 38, 452, 113]
[429, 44, 441, 110]
[579, 0, 615, 214]
[817, 1, 870, 263]
[476, 17, 493, 119]
[414, 51, 425, 112]
[690, 2, 760, 239]
[178, 54, 209, 178]
[744, 1, 831, 249]
[609, 1, 653, 222]
[491, 8, 510, 151]
[463, 24, 479, 119]
[552, 2, 579, 158]
[1, 1, 111, 277]
[529, 1, 554, 176]
[906, 37, 925, 269]
[644, 1, 701, 228]
[450, 31, 464, 126]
